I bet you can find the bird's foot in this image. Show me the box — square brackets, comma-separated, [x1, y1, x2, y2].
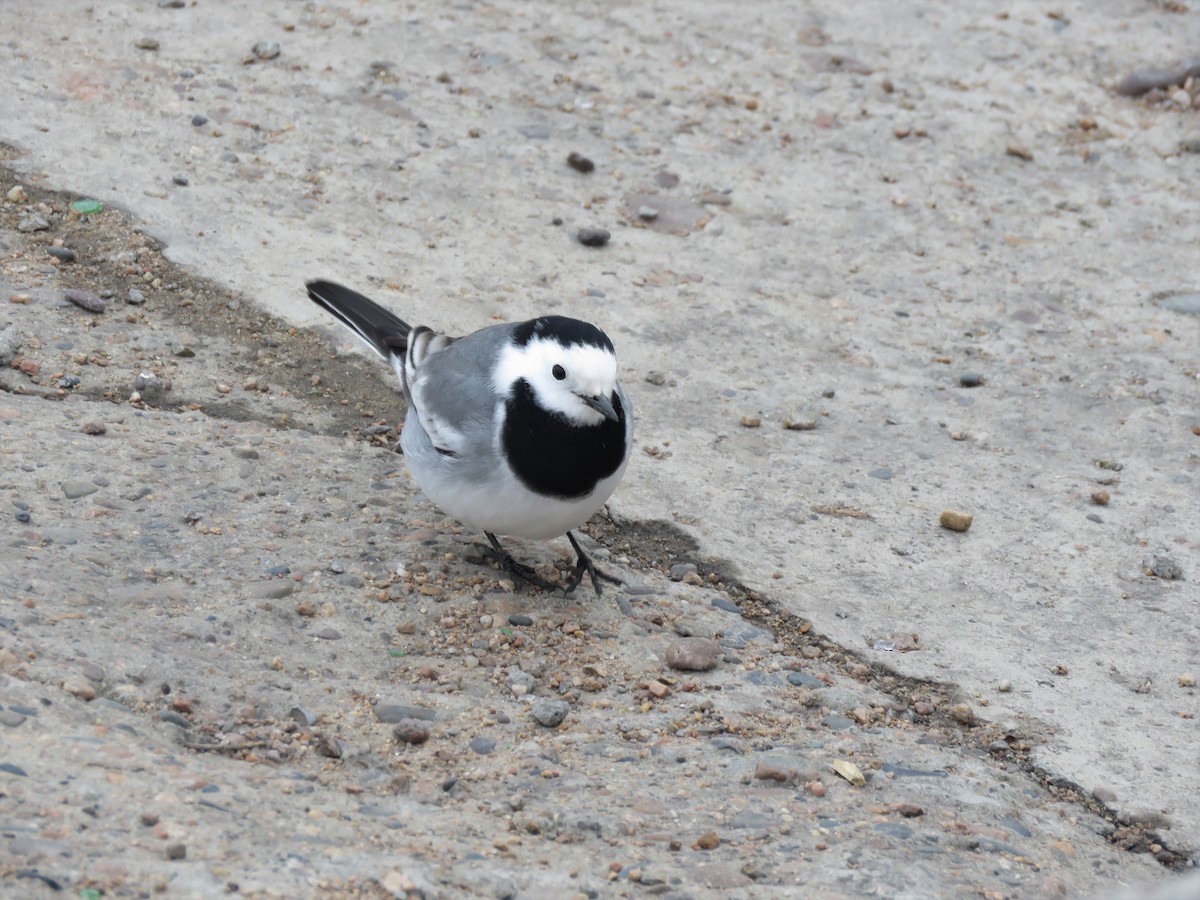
[483, 533, 562, 593]
[564, 531, 623, 596]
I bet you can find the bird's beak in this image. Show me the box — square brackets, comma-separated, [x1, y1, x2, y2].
[580, 392, 619, 422]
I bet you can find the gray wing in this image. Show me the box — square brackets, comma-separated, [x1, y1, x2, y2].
[408, 322, 516, 456]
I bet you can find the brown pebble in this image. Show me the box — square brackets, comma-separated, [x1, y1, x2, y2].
[393, 718, 431, 745]
[949, 703, 974, 726]
[81, 421, 107, 436]
[646, 679, 670, 699]
[62, 675, 97, 701]
[896, 803, 925, 818]
[64, 288, 106, 313]
[754, 761, 793, 783]
[805, 781, 826, 798]
[693, 830, 720, 850]
[1091, 490, 1110, 506]
[740, 415, 761, 428]
[939, 510, 973, 532]
[1006, 142, 1034, 161]
[17, 359, 39, 376]
[665, 637, 721, 672]
[913, 701, 934, 716]
[140, 812, 160, 827]
[164, 843, 186, 860]
[296, 598, 316, 617]
[566, 151, 595, 174]
[1192, 423, 1200, 436]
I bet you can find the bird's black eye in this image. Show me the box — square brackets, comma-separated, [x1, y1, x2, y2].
[552, 364, 566, 381]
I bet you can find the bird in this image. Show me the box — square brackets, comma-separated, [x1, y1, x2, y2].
[305, 279, 632, 595]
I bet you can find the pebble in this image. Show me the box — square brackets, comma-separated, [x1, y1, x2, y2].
[532, 698, 569, 728]
[1091, 786, 1118, 803]
[0, 710, 26, 728]
[669, 563, 697, 581]
[135, 37, 160, 51]
[997, 680, 1012, 692]
[646, 680, 670, 699]
[469, 736, 496, 755]
[1091, 490, 1110, 506]
[507, 614, 533, 627]
[507, 670, 536, 697]
[157, 710, 191, 728]
[959, 372, 984, 387]
[754, 761, 794, 783]
[665, 637, 721, 671]
[645, 371, 667, 385]
[62, 479, 99, 499]
[17, 214, 49, 233]
[939, 510, 973, 532]
[1179, 673, 1197, 688]
[252, 41, 281, 60]
[62, 675, 97, 701]
[1006, 142, 1034, 162]
[375, 703, 438, 723]
[81, 661, 106, 682]
[158, 0, 185, 7]
[172, 174, 189, 187]
[393, 719, 431, 745]
[289, 707, 316, 727]
[896, 803, 925, 818]
[576, 227, 610, 247]
[566, 152, 595, 173]
[637, 205, 659, 220]
[6, 185, 27, 202]
[81, 421, 107, 436]
[0, 763, 28, 776]
[128, 289, 146, 304]
[949, 703, 974, 726]
[787, 671, 825, 689]
[47, 247, 77, 263]
[191, 114, 208, 126]
[1143, 553, 1183, 580]
[0, 325, 22, 364]
[868, 467, 892, 480]
[1155, 293, 1200, 316]
[693, 831, 720, 850]
[64, 288, 106, 313]
[740, 415, 761, 428]
[783, 414, 818, 431]
[164, 843, 187, 861]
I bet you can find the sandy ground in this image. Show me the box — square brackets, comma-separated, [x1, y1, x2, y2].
[2, 0, 1199, 896]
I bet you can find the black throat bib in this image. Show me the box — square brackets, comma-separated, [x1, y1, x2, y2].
[502, 378, 626, 500]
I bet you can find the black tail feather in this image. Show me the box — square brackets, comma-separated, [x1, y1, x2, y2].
[305, 280, 411, 359]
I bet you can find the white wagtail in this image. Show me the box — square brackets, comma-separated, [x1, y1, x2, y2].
[306, 280, 632, 594]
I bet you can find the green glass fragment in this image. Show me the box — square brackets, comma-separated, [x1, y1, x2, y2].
[71, 199, 104, 214]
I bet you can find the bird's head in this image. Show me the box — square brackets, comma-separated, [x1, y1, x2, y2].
[495, 316, 621, 426]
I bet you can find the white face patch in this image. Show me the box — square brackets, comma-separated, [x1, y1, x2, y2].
[493, 336, 618, 425]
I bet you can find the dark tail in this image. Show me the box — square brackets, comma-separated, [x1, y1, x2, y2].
[306, 280, 411, 359]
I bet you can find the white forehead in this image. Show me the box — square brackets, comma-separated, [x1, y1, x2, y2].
[493, 336, 617, 393]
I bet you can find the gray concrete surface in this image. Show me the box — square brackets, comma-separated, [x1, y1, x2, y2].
[2, 0, 1199, 894]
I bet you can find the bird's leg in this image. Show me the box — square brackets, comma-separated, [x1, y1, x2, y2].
[483, 532, 561, 593]
[564, 531, 623, 596]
